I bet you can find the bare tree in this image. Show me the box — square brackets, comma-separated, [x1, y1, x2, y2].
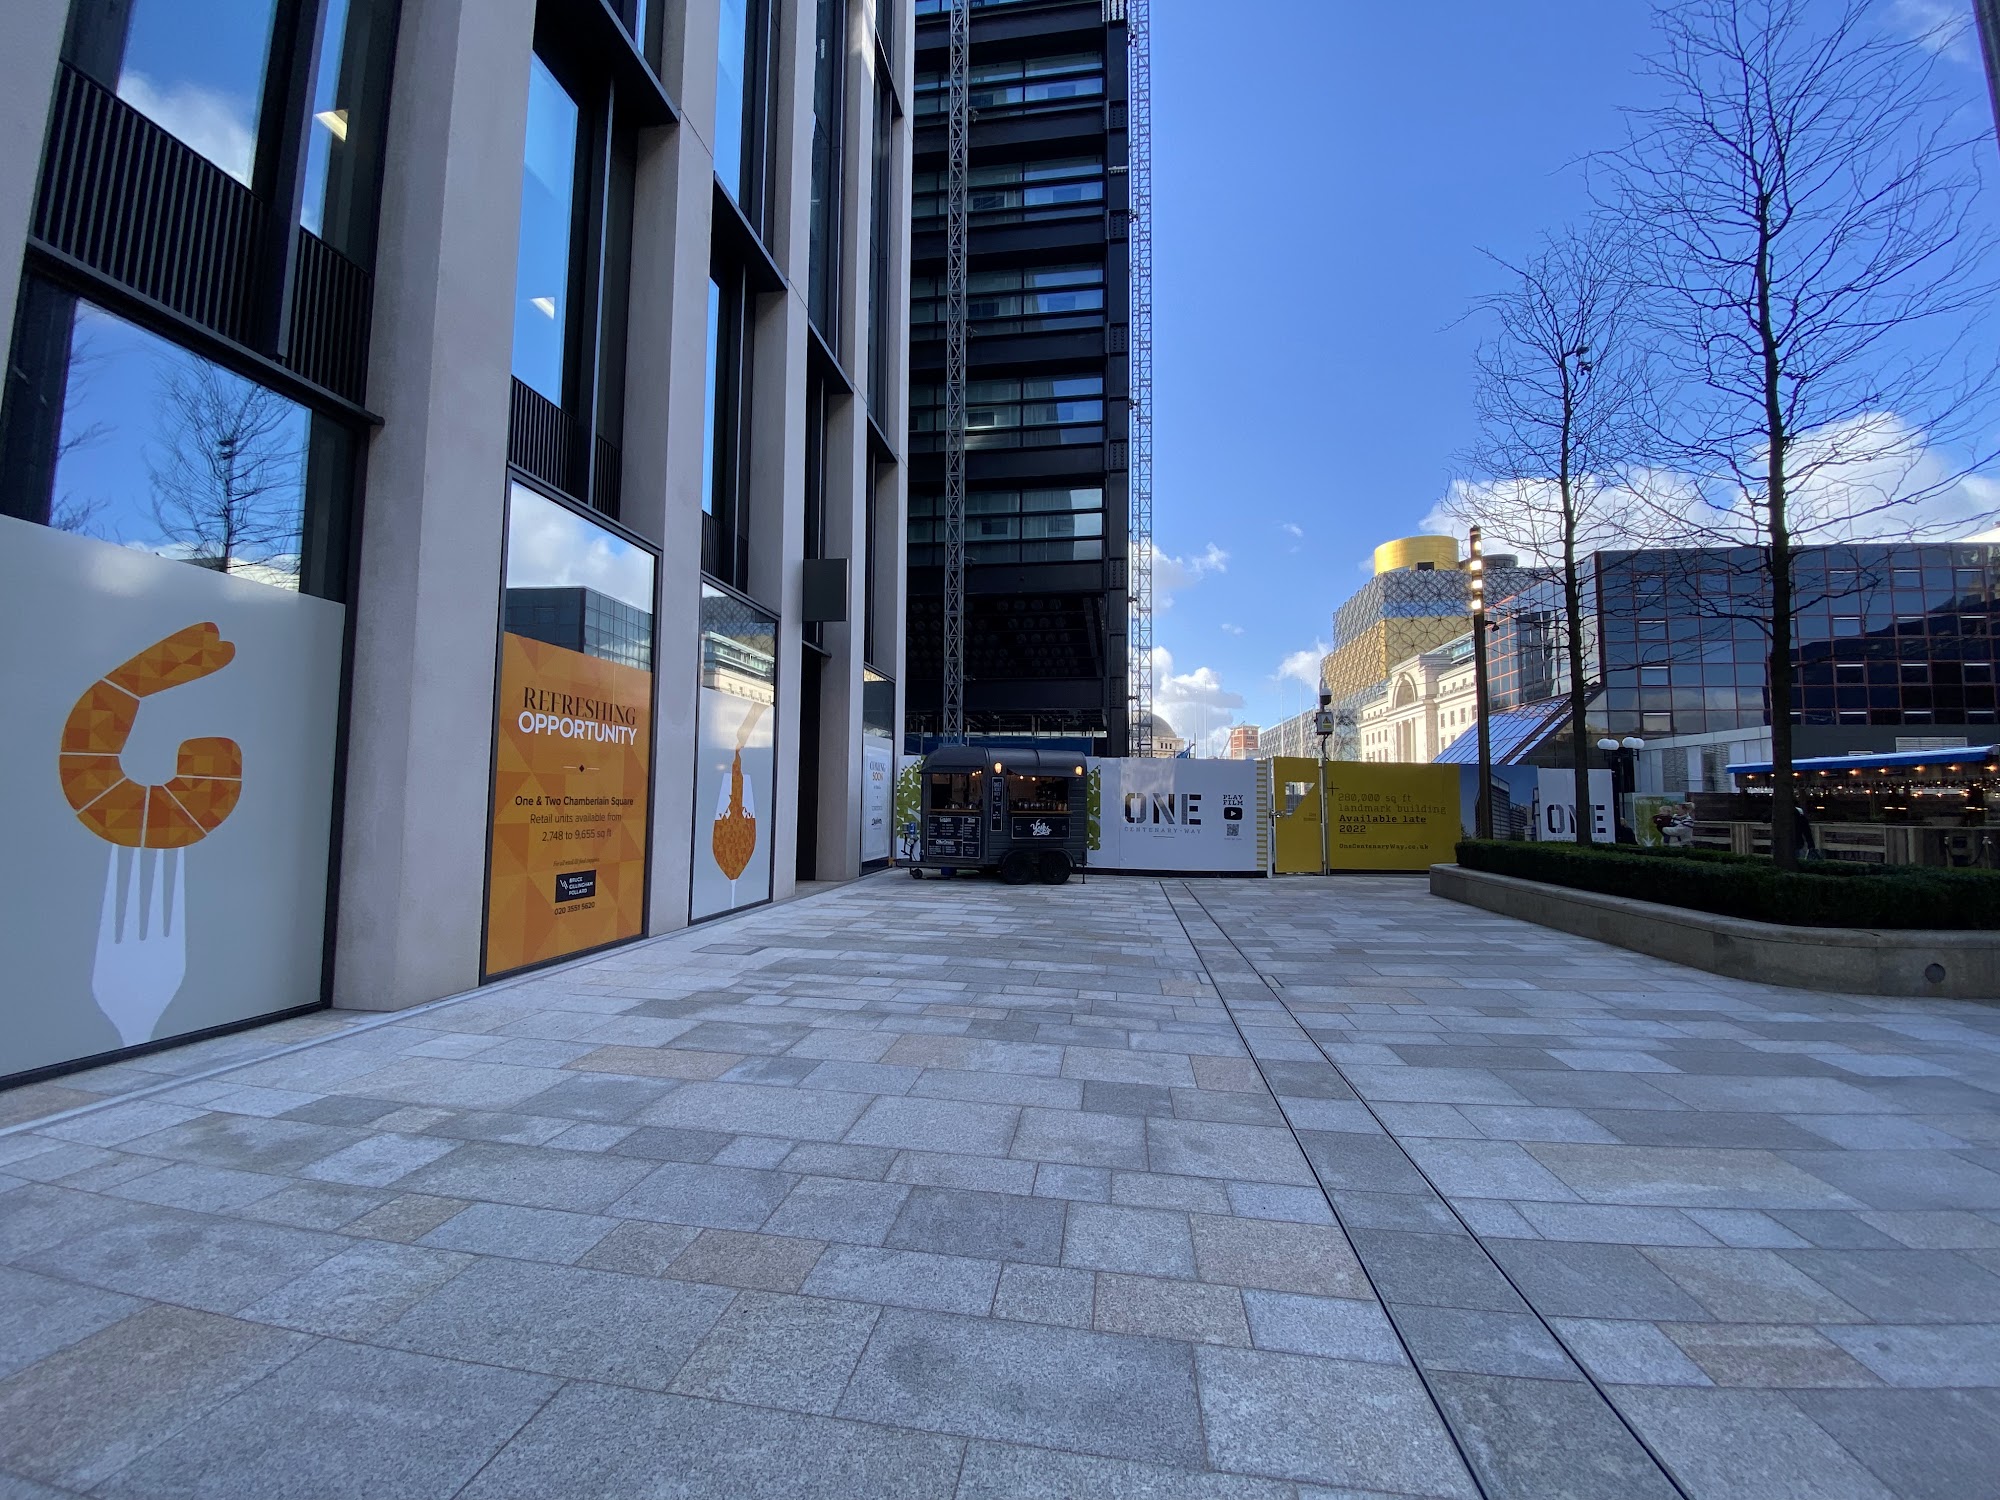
[148, 360, 302, 576]
[1442, 223, 1656, 843]
[48, 323, 113, 538]
[1607, 0, 1998, 868]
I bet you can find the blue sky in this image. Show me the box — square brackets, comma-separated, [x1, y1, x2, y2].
[1145, 0, 1996, 748]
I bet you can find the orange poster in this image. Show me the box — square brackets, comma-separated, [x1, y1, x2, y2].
[485, 633, 652, 975]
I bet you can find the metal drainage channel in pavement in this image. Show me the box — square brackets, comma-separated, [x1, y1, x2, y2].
[1163, 881, 1691, 1500]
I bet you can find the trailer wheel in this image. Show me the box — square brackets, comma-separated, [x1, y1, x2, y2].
[1037, 851, 1074, 886]
[999, 851, 1037, 886]
[909, 868, 925, 880]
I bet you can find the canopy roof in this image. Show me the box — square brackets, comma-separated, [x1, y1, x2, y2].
[1728, 745, 2000, 776]
[1434, 700, 1571, 766]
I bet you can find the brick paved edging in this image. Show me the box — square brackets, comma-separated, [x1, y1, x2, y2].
[1431, 864, 2000, 1000]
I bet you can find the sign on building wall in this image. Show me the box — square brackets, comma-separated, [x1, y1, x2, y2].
[862, 734, 894, 863]
[1091, 758, 1264, 872]
[485, 634, 652, 975]
[1, 517, 344, 1076]
[486, 486, 656, 976]
[1325, 763, 1462, 871]
[691, 585, 777, 921]
[1536, 768, 1614, 843]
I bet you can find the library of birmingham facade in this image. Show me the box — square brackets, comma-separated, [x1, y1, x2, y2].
[0, 0, 913, 1080]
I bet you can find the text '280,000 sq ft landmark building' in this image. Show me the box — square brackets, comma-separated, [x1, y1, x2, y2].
[0, 0, 914, 1081]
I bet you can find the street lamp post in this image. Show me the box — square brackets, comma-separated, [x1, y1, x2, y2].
[1595, 734, 1646, 840]
[1314, 690, 1334, 876]
[1469, 527, 1494, 839]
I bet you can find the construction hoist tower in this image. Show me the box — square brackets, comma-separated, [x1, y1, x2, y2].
[1126, 0, 1155, 756]
[939, 0, 970, 744]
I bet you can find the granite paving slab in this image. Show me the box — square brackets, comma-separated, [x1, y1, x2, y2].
[3, 872, 1997, 1496]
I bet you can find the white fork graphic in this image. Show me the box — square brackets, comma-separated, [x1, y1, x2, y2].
[92, 847, 187, 1046]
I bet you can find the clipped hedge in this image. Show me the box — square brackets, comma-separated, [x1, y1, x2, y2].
[1454, 839, 2000, 930]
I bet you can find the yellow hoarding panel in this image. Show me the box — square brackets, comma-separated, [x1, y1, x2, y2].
[1325, 763, 1461, 872]
[1271, 756, 1324, 874]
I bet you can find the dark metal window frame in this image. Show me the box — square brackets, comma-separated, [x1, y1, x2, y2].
[702, 254, 756, 590]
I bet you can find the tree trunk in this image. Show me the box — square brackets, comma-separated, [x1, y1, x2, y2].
[1566, 549, 1592, 847]
[1757, 211, 1798, 872]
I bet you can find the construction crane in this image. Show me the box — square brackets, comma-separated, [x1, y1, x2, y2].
[1126, 0, 1154, 756]
[940, 0, 970, 745]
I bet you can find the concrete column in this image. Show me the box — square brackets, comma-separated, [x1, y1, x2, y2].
[816, 387, 866, 880]
[629, 92, 714, 936]
[0, 2, 65, 343]
[747, 288, 809, 903]
[333, 0, 535, 1009]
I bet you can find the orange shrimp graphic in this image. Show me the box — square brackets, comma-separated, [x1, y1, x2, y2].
[58, 623, 243, 848]
[710, 703, 767, 883]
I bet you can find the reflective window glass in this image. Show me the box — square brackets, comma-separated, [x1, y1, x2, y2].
[298, 0, 398, 264]
[70, 0, 280, 184]
[512, 57, 579, 406]
[716, 0, 751, 200]
[702, 277, 722, 517]
[35, 295, 350, 598]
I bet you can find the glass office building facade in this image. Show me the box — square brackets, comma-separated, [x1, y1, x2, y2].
[902, 0, 1130, 753]
[1481, 544, 2000, 794]
[0, 0, 913, 1081]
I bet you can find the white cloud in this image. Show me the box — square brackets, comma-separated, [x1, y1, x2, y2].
[117, 75, 257, 185]
[1275, 643, 1329, 691]
[1894, 0, 1977, 62]
[1139, 541, 1228, 609]
[507, 490, 656, 610]
[1280, 522, 1304, 539]
[1220, 622, 1245, 636]
[1150, 645, 1243, 752]
[1426, 413, 2000, 563]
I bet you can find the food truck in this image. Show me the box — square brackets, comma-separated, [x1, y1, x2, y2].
[913, 747, 1090, 884]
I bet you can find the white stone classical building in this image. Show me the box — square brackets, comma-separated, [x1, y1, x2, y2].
[1358, 639, 1480, 764]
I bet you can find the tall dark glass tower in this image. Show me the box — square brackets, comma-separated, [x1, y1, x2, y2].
[904, 0, 1131, 755]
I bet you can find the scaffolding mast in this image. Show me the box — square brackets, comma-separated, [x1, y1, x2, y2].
[1126, 0, 1154, 755]
[940, 0, 970, 744]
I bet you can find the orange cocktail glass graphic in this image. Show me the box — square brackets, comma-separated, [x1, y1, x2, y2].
[710, 703, 767, 904]
[58, 623, 242, 1045]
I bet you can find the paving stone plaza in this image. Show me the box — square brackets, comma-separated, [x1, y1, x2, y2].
[2, 872, 1998, 1499]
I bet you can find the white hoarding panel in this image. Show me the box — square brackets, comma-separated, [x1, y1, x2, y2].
[861, 735, 894, 863]
[1, 518, 344, 1077]
[1095, 758, 1261, 872]
[691, 687, 776, 919]
[1535, 768, 1614, 843]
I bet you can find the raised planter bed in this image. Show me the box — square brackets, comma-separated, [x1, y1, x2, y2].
[1431, 863, 2000, 1000]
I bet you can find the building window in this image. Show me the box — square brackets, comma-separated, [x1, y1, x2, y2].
[703, 266, 753, 589]
[808, 0, 845, 339]
[512, 56, 580, 407]
[915, 157, 1104, 229]
[716, 0, 775, 223]
[911, 376, 1104, 453]
[867, 68, 896, 418]
[913, 264, 1105, 337]
[64, 0, 283, 185]
[907, 486, 1104, 567]
[299, 0, 399, 264]
[3, 285, 352, 601]
[915, 53, 1103, 117]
